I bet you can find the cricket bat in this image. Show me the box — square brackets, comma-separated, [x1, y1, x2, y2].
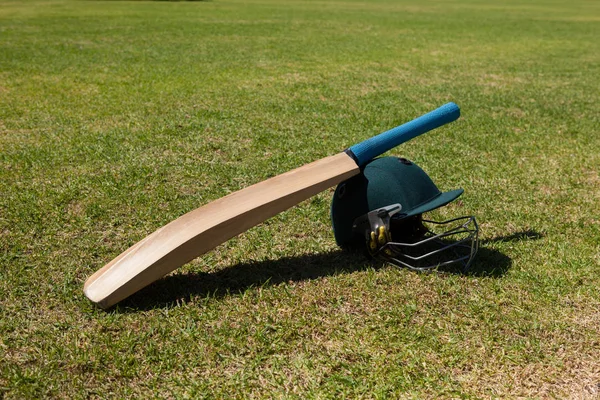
[84, 102, 460, 308]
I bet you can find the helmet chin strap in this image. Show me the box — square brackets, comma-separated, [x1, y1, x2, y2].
[352, 206, 479, 272]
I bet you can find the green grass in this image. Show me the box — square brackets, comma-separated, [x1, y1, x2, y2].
[1, 0, 599, 397]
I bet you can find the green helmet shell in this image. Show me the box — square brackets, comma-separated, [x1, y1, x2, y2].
[331, 156, 464, 247]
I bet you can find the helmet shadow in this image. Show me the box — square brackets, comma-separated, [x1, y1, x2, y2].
[463, 229, 544, 277]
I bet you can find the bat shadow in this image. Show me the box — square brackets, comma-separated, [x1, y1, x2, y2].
[116, 229, 542, 311]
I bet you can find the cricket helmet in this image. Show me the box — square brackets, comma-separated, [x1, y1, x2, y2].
[331, 156, 479, 271]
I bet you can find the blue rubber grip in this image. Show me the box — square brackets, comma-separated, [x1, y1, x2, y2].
[348, 102, 460, 166]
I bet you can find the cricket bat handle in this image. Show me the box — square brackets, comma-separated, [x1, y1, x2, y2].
[347, 102, 460, 166]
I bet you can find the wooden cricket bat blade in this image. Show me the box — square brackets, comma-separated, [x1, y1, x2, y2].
[84, 102, 460, 308]
[84, 153, 359, 308]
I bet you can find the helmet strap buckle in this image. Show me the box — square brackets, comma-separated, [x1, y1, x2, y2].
[352, 204, 402, 256]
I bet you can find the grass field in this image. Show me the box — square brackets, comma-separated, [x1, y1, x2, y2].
[1, 0, 599, 398]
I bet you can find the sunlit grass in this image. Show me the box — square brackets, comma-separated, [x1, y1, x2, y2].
[1, 0, 599, 397]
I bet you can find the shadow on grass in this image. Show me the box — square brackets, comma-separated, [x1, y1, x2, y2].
[117, 230, 542, 311]
[119, 249, 367, 311]
[465, 228, 543, 277]
[480, 229, 543, 244]
[90, 0, 208, 2]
